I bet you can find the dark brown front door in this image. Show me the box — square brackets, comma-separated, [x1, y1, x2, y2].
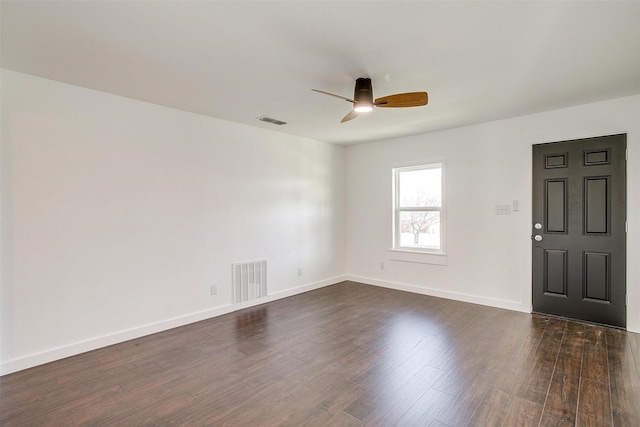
[532, 134, 627, 327]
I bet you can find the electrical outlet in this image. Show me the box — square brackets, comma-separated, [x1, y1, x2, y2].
[210, 285, 217, 295]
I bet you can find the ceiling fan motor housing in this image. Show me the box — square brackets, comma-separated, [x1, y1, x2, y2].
[354, 78, 374, 104]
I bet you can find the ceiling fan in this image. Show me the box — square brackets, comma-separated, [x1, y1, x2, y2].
[312, 77, 428, 123]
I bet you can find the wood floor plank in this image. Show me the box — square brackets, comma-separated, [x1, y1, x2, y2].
[558, 320, 586, 360]
[344, 363, 443, 423]
[503, 396, 543, 426]
[577, 377, 613, 427]
[607, 328, 640, 427]
[159, 373, 294, 426]
[433, 369, 496, 426]
[268, 381, 366, 427]
[466, 370, 522, 427]
[323, 411, 363, 427]
[393, 387, 453, 426]
[1, 281, 638, 426]
[582, 324, 610, 384]
[208, 376, 362, 426]
[516, 318, 565, 405]
[538, 355, 581, 426]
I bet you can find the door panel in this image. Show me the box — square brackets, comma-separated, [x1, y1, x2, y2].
[532, 134, 626, 327]
[544, 249, 567, 296]
[583, 251, 609, 301]
[545, 179, 567, 232]
[584, 177, 608, 234]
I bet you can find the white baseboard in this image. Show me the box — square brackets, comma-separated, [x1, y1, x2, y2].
[345, 274, 530, 314]
[1, 304, 235, 375]
[0, 275, 348, 375]
[269, 275, 347, 301]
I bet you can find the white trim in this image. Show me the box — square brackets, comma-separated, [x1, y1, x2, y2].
[388, 249, 447, 265]
[1, 305, 235, 375]
[346, 274, 530, 314]
[267, 276, 345, 300]
[0, 275, 348, 375]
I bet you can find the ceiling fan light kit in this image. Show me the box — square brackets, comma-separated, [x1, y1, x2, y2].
[354, 104, 373, 113]
[312, 77, 428, 123]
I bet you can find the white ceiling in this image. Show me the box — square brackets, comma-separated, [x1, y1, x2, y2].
[2, 1, 639, 145]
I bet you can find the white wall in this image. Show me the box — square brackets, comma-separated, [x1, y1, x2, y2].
[0, 70, 346, 374]
[345, 95, 640, 332]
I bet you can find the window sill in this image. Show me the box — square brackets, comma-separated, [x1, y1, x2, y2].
[388, 249, 447, 266]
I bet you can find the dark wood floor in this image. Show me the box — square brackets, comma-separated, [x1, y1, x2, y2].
[2, 281, 640, 426]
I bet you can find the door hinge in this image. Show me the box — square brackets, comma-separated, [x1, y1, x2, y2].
[626, 149, 628, 161]
[626, 221, 628, 233]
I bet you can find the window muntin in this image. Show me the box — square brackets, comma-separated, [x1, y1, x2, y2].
[393, 163, 444, 252]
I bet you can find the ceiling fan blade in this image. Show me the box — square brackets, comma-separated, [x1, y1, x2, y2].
[341, 110, 359, 123]
[374, 92, 428, 108]
[312, 89, 355, 103]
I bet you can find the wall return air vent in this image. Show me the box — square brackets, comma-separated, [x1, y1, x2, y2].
[232, 260, 268, 304]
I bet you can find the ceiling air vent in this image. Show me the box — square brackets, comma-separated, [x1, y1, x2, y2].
[257, 116, 287, 126]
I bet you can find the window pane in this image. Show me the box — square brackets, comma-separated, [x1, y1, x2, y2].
[399, 211, 440, 249]
[399, 167, 441, 207]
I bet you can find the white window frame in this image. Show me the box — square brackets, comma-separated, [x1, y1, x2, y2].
[392, 162, 445, 255]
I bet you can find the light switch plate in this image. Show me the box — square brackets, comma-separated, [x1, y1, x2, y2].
[495, 205, 511, 215]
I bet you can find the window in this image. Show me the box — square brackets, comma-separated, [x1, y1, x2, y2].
[393, 163, 444, 253]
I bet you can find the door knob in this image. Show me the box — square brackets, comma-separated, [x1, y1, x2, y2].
[534, 223, 542, 230]
[534, 235, 543, 242]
